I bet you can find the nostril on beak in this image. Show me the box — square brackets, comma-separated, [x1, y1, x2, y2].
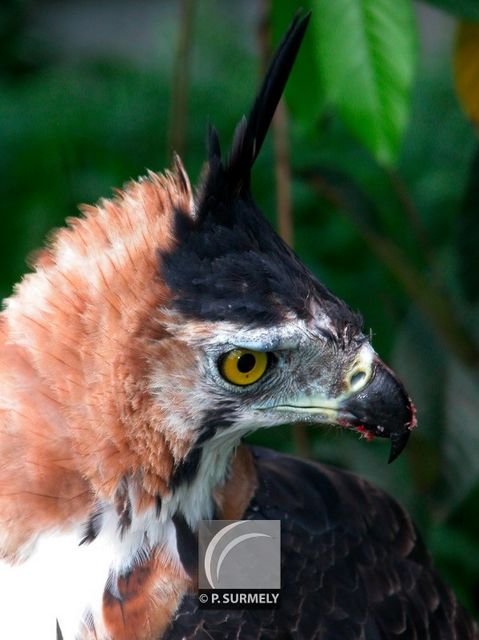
[350, 370, 367, 390]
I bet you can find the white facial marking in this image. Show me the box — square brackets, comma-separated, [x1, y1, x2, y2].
[164, 314, 331, 353]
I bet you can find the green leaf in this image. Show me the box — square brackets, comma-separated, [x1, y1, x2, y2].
[421, 0, 479, 20]
[316, 0, 417, 166]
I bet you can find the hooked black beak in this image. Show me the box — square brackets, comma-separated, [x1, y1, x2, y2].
[338, 359, 416, 463]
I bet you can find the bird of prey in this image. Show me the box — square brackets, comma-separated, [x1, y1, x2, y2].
[0, 12, 476, 640]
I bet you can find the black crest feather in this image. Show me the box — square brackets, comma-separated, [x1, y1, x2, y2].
[160, 11, 360, 332]
[200, 11, 311, 207]
[226, 12, 310, 191]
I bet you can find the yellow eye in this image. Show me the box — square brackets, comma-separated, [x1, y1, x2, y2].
[220, 349, 269, 386]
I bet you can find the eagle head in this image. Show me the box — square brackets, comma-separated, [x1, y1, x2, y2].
[0, 13, 416, 557]
[153, 13, 416, 503]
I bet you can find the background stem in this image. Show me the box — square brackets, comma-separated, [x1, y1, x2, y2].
[167, 0, 196, 159]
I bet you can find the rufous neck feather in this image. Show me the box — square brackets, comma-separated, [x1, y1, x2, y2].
[0, 160, 196, 555]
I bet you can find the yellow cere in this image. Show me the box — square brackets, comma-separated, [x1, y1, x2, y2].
[221, 348, 268, 386]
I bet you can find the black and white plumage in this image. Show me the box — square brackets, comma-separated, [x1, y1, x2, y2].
[165, 447, 477, 640]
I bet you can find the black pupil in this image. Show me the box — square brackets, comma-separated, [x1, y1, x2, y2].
[237, 353, 256, 374]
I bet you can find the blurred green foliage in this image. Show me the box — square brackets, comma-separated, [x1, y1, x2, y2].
[1, 0, 479, 620]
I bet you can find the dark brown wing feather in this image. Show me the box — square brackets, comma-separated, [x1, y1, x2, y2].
[163, 446, 478, 640]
